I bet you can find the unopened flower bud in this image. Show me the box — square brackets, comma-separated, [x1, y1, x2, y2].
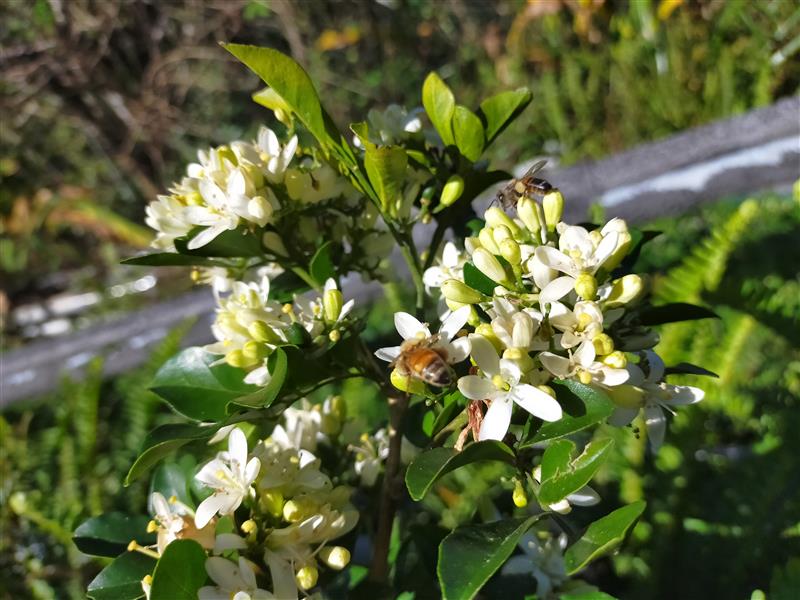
[319, 546, 351, 570]
[391, 369, 427, 395]
[499, 239, 521, 265]
[439, 175, 464, 208]
[262, 231, 288, 256]
[603, 351, 627, 369]
[473, 248, 509, 284]
[241, 519, 258, 535]
[478, 228, 500, 255]
[574, 273, 598, 300]
[512, 479, 528, 508]
[542, 190, 564, 231]
[283, 497, 318, 523]
[295, 565, 319, 590]
[329, 395, 347, 421]
[323, 288, 344, 323]
[248, 196, 271, 223]
[593, 333, 615, 356]
[606, 384, 645, 409]
[517, 197, 544, 240]
[320, 412, 341, 435]
[242, 341, 268, 364]
[146, 520, 159, 533]
[259, 490, 284, 517]
[577, 370, 594, 385]
[605, 274, 644, 307]
[601, 219, 632, 270]
[537, 385, 557, 398]
[441, 279, 485, 305]
[484, 207, 521, 237]
[491, 225, 513, 244]
[249, 320, 281, 344]
[225, 349, 247, 368]
[475, 325, 503, 353]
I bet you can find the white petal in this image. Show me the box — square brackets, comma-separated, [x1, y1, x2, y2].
[625, 364, 646, 386]
[645, 404, 666, 451]
[502, 555, 536, 576]
[607, 406, 639, 427]
[195, 459, 226, 487]
[665, 384, 705, 405]
[238, 558, 258, 590]
[447, 337, 471, 363]
[206, 556, 242, 589]
[442, 241, 460, 267]
[339, 299, 355, 320]
[244, 457, 261, 485]
[244, 365, 270, 386]
[214, 533, 248, 553]
[567, 486, 601, 506]
[469, 334, 500, 376]
[510, 384, 563, 422]
[151, 492, 170, 519]
[281, 135, 298, 166]
[479, 397, 513, 441]
[187, 223, 228, 250]
[227, 169, 248, 196]
[199, 180, 227, 209]
[534, 246, 578, 277]
[374, 346, 401, 362]
[643, 350, 666, 382]
[394, 312, 428, 340]
[423, 267, 446, 288]
[540, 352, 571, 378]
[261, 127, 280, 156]
[539, 276, 576, 304]
[195, 494, 226, 528]
[199, 586, 226, 600]
[440, 305, 470, 341]
[598, 367, 630, 386]
[265, 551, 298, 600]
[228, 428, 248, 468]
[574, 340, 596, 367]
[458, 375, 496, 401]
[593, 230, 619, 267]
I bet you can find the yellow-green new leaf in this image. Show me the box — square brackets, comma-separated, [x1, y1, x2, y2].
[422, 72, 456, 146]
[453, 105, 485, 162]
[364, 146, 407, 211]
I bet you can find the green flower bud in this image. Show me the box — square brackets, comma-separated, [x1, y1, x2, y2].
[320, 412, 341, 436]
[225, 349, 247, 368]
[574, 273, 598, 300]
[390, 369, 427, 395]
[283, 497, 319, 523]
[248, 320, 282, 344]
[605, 274, 644, 307]
[441, 279, 485, 305]
[601, 219, 632, 270]
[592, 333, 615, 356]
[475, 324, 503, 353]
[323, 288, 344, 323]
[542, 190, 564, 231]
[262, 231, 288, 256]
[603, 351, 627, 369]
[439, 175, 464, 208]
[295, 565, 319, 591]
[517, 197, 545, 243]
[478, 227, 501, 255]
[241, 163, 264, 189]
[329, 395, 347, 420]
[259, 490, 284, 517]
[499, 238, 521, 265]
[491, 225, 513, 244]
[606, 384, 645, 409]
[242, 341, 269, 364]
[537, 385, 557, 398]
[512, 480, 528, 508]
[319, 546, 351, 570]
[472, 248, 508, 284]
[484, 207, 521, 237]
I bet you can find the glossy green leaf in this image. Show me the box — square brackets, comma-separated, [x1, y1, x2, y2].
[87, 551, 156, 600]
[478, 88, 532, 146]
[664, 362, 719, 378]
[521, 380, 615, 447]
[125, 423, 218, 485]
[564, 501, 646, 575]
[438, 515, 540, 600]
[405, 440, 515, 501]
[151, 348, 259, 421]
[174, 227, 262, 258]
[230, 348, 288, 408]
[223, 44, 336, 149]
[538, 438, 614, 506]
[638, 303, 718, 326]
[560, 589, 618, 600]
[431, 392, 466, 437]
[452, 105, 484, 162]
[73, 513, 155, 558]
[463, 262, 497, 296]
[309, 241, 335, 286]
[150, 540, 208, 600]
[149, 456, 197, 507]
[364, 145, 407, 211]
[422, 72, 455, 146]
[121, 253, 222, 267]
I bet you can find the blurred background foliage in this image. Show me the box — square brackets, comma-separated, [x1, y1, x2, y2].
[1, 0, 799, 598]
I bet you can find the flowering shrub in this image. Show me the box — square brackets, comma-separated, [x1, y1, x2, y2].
[74, 45, 716, 600]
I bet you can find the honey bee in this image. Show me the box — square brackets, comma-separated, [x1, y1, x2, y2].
[495, 159, 555, 211]
[392, 335, 453, 387]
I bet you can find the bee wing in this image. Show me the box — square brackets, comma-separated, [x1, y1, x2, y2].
[520, 159, 548, 179]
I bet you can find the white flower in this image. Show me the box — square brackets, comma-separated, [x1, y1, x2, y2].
[539, 340, 629, 387]
[199, 557, 274, 600]
[195, 428, 261, 528]
[458, 335, 563, 441]
[349, 429, 390, 487]
[271, 400, 323, 453]
[488, 298, 546, 352]
[294, 278, 355, 338]
[148, 492, 215, 554]
[374, 306, 471, 365]
[531, 466, 600, 514]
[255, 126, 298, 183]
[145, 191, 196, 250]
[254, 445, 330, 495]
[354, 104, 423, 146]
[608, 351, 704, 451]
[502, 533, 568, 598]
[423, 242, 466, 293]
[548, 301, 604, 349]
[532, 224, 619, 302]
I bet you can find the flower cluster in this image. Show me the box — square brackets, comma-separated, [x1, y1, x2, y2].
[413, 192, 704, 448]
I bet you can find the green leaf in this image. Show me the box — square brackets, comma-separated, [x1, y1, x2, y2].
[125, 423, 218, 486]
[564, 501, 646, 575]
[638, 303, 718, 326]
[309, 241, 335, 285]
[422, 72, 456, 146]
[364, 145, 408, 211]
[521, 380, 615, 447]
[223, 44, 337, 150]
[560, 589, 618, 600]
[664, 362, 719, 378]
[438, 515, 540, 600]
[151, 348, 259, 421]
[87, 551, 156, 600]
[149, 456, 197, 507]
[350, 121, 373, 149]
[150, 540, 208, 600]
[405, 441, 515, 501]
[121, 253, 223, 267]
[229, 348, 288, 408]
[431, 392, 466, 437]
[174, 227, 262, 258]
[478, 88, 532, 146]
[452, 105, 484, 162]
[73, 513, 155, 558]
[538, 438, 614, 506]
[463, 262, 497, 296]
